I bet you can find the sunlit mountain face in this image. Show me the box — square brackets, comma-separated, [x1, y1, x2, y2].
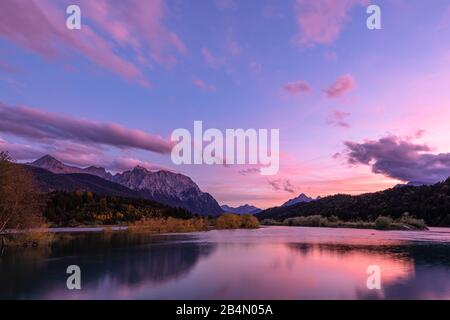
[2, 0, 450, 209]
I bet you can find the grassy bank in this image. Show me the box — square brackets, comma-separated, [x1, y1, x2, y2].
[215, 214, 259, 229]
[1, 214, 260, 248]
[129, 214, 260, 233]
[128, 217, 210, 233]
[261, 214, 428, 230]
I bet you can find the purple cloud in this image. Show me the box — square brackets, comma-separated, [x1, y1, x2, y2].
[0, 0, 185, 86]
[0, 102, 173, 154]
[193, 78, 217, 92]
[294, 0, 368, 46]
[238, 168, 261, 176]
[0, 138, 43, 160]
[328, 110, 351, 128]
[344, 135, 450, 184]
[0, 137, 167, 173]
[202, 47, 225, 69]
[268, 179, 296, 193]
[283, 80, 312, 95]
[325, 74, 356, 98]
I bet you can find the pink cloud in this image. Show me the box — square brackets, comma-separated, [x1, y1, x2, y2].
[325, 74, 356, 98]
[327, 110, 351, 128]
[202, 47, 225, 69]
[238, 168, 261, 176]
[414, 129, 426, 139]
[0, 138, 43, 160]
[79, 0, 186, 68]
[0, 136, 166, 172]
[193, 78, 216, 92]
[199, 29, 241, 74]
[268, 179, 296, 194]
[0, 102, 173, 154]
[0, 0, 185, 85]
[52, 149, 165, 172]
[0, 138, 103, 165]
[294, 0, 368, 46]
[283, 80, 312, 95]
[110, 158, 166, 172]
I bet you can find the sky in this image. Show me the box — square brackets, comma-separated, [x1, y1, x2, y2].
[1, 0, 450, 209]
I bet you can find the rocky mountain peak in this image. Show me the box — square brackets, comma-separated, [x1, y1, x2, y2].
[29, 155, 223, 216]
[31, 154, 61, 167]
[282, 193, 314, 207]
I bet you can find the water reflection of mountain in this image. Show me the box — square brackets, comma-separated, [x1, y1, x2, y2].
[0, 232, 216, 299]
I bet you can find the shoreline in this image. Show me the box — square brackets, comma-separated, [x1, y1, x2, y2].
[1, 226, 129, 235]
[260, 215, 429, 231]
[2, 223, 432, 236]
[261, 222, 430, 231]
[2, 224, 446, 249]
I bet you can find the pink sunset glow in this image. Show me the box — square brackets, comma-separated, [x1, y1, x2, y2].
[2, 0, 450, 209]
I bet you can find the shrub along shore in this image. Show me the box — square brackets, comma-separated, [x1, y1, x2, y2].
[128, 214, 260, 233]
[261, 213, 428, 231]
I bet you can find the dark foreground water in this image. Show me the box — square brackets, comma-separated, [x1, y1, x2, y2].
[1, 226, 450, 299]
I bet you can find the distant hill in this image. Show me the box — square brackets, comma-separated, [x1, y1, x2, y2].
[257, 178, 450, 226]
[221, 204, 262, 214]
[27, 155, 223, 216]
[29, 155, 113, 180]
[281, 193, 313, 207]
[24, 165, 140, 198]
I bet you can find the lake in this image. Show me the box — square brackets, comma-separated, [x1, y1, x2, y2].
[1, 226, 450, 299]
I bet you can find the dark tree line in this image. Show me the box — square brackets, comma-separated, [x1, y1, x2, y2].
[259, 178, 450, 226]
[44, 191, 194, 226]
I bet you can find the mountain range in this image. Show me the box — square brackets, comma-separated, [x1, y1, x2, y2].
[27, 155, 223, 216]
[281, 193, 314, 207]
[219, 193, 316, 214]
[30, 155, 113, 180]
[221, 204, 262, 215]
[25, 166, 140, 198]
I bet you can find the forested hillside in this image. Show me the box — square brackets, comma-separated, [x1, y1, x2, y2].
[258, 178, 450, 226]
[44, 191, 193, 226]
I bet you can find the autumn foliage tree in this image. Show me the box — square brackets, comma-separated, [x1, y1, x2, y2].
[215, 213, 259, 229]
[0, 151, 44, 235]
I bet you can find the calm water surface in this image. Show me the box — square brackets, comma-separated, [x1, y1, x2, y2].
[1, 226, 450, 299]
